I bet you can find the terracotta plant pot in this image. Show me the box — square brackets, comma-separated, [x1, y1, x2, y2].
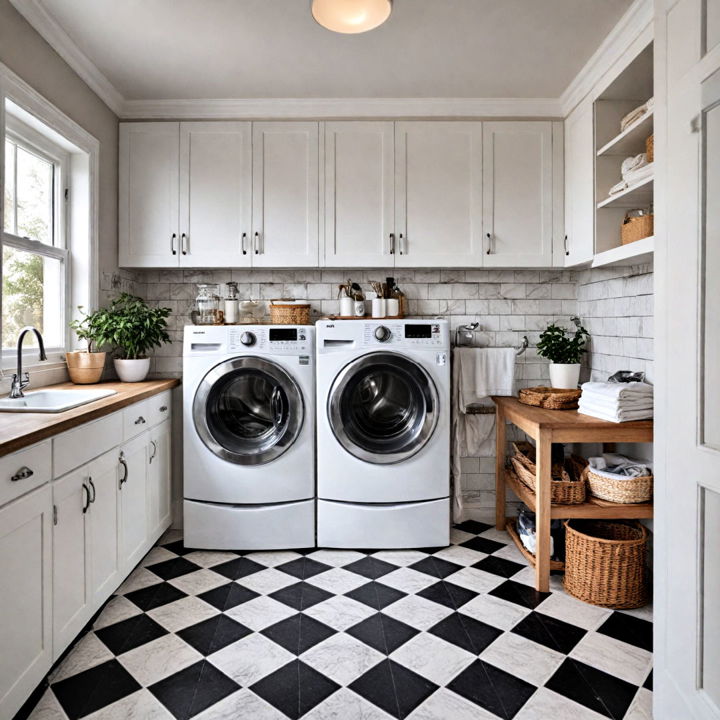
[114, 358, 151, 383]
[66, 351, 106, 385]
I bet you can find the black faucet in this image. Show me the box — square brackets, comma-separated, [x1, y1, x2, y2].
[9, 326, 47, 399]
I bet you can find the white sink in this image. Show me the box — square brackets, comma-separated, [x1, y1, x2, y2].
[0, 388, 117, 413]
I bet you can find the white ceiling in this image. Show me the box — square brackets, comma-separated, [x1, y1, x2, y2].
[31, 0, 633, 102]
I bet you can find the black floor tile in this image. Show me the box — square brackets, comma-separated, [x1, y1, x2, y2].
[198, 582, 259, 611]
[448, 659, 535, 719]
[146, 557, 202, 581]
[345, 581, 406, 610]
[511, 611, 586, 654]
[546, 658, 638, 719]
[454, 520, 493, 534]
[177, 614, 251, 655]
[344, 556, 397, 580]
[347, 612, 419, 654]
[410, 556, 464, 579]
[261, 613, 335, 654]
[390, 660, 439, 718]
[429, 612, 502, 654]
[277, 557, 331, 580]
[124, 582, 187, 611]
[417, 581, 477, 609]
[211, 557, 265, 581]
[95, 614, 168, 655]
[489, 580, 551, 609]
[52, 659, 141, 719]
[643, 669, 652, 690]
[598, 612, 653, 652]
[270, 581, 333, 610]
[460, 536, 507, 555]
[161, 540, 194, 556]
[473, 555, 525, 579]
[149, 660, 239, 720]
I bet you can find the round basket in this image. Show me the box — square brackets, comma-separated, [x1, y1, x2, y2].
[585, 467, 653, 504]
[518, 386, 581, 410]
[270, 300, 311, 325]
[564, 520, 649, 608]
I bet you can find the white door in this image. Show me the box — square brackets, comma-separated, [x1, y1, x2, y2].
[87, 449, 121, 607]
[52, 467, 92, 656]
[119, 122, 180, 267]
[482, 122, 553, 266]
[148, 420, 172, 540]
[252, 122, 319, 267]
[395, 122, 484, 267]
[564, 101, 595, 266]
[0, 485, 52, 720]
[323, 121, 395, 267]
[655, 1, 720, 718]
[179, 122, 252, 267]
[118, 434, 149, 573]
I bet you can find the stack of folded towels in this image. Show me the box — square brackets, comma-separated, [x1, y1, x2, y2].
[578, 381, 653, 422]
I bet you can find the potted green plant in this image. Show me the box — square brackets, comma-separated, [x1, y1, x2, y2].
[67, 307, 108, 384]
[536, 317, 590, 389]
[92, 293, 172, 383]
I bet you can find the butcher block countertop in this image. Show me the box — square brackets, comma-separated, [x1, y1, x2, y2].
[0, 379, 180, 458]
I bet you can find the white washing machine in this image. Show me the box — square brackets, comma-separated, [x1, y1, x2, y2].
[316, 319, 451, 549]
[183, 325, 315, 550]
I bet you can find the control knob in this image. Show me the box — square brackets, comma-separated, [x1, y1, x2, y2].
[374, 326, 391, 342]
[240, 331, 256, 347]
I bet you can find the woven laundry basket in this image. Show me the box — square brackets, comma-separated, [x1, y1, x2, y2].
[585, 466, 653, 504]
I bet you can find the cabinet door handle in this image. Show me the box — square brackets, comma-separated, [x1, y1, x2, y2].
[254, 231, 261, 255]
[159, 405, 168, 413]
[88, 477, 96, 503]
[486, 232, 492, 255]
[171, 233, 177, 256]
[134, 416, 146, 425]
[399, 233, 405, 255]
[564, 234, 569, 256]
[119, 453, 128, 488]
[149, 440, 157, 464]
[241, 232, 248, 256]
[82, 483, 91, 514]
[389, 233, 395, 255]
[11, 466, 33, 482]
[181, 233, 188, 255]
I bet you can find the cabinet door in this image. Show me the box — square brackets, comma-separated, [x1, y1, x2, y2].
[564, 102, 595, 266]
[87, 450, 121, 607]
[119, 123, 180, 267]
[0, 485, 52, 720]
[147, 421, 172, 542]
[179, 122, 252, 268]
[252, 122, 319, 267]
[323, 122, 394, 267]
[52, 468, 92, 657]
[118, 435, 148, 573]
[395, 122, 483, 267]
[482, 122, 554, 267]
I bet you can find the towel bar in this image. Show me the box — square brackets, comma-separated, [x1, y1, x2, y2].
[464, 405, 497, 415]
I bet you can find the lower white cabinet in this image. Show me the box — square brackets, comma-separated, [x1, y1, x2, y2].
[0, 485, 52, 720]
[118, 433, 150, 575]
[148, 420, 172, 540]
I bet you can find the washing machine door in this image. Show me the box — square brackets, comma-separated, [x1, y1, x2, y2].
[193, 357, 304, 466]
[328, 351, 439, 465]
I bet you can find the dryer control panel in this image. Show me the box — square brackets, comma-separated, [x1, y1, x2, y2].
[185, 325, 312, 357]
[361, 322, 445, 348]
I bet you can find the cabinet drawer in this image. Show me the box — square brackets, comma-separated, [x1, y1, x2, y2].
[54, 412, 123, 478]
[145, 390, 172, 428]
[0, 440, 52, 508]
[123, 392, 172, 439]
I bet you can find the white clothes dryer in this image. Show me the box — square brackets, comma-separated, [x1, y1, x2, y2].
[315, 319, 451, 548]
[183, 325, 315, 550]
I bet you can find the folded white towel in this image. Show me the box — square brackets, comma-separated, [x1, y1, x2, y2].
[581, 381, 653, 400]
[621, 153, 648, 177]
[608, 179, 627, 196]
[624, 161, 654, 185]
[620, 97, 654, 131]
[578, 403, 653, 422]
[580, 396, 653, 414]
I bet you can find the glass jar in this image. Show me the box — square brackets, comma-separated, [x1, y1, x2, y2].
[224, 281, 240, 324]
[193, 284, 223, 325]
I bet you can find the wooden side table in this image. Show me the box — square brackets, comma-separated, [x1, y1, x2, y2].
[492, 396, 653, 592]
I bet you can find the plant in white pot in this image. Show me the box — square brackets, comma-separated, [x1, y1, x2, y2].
[536, 317, 589, 389]
[66, 307, 108, 384]
[95, 293, 172, 383]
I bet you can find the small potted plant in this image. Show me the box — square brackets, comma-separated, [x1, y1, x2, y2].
[67, 307, 108, 384]
[94, 293, 172, 383]
[537, 317, 590, 389]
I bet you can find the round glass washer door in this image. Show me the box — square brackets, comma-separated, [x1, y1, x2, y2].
[328, 351, 439, 465]
[193, 357, 304, 466]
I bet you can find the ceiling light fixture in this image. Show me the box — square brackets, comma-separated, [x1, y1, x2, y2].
[311, 0, 392, 34]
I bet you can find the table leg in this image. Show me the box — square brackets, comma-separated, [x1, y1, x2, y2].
[535, 429, 552, 593]
[495, 406, 506, 530]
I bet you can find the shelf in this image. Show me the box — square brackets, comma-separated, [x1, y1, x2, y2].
[505, 518, 565, 572]
[597, 110, 653, 157]
[504, 467, 654, 520]
[592, 236, 654, 268]
[597, 175, 653, 209]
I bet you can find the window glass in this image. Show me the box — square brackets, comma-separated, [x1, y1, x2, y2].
[3, 139, 15, 234]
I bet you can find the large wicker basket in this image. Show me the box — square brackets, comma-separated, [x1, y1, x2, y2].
[270, 300, 311, 325]
[564, 520, 649, 608]
[585, 467, 653, 504]
[518, 386, 581, 410]
[621, 213, 654, 245]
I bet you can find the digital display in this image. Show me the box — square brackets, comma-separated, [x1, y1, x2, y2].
[269, 328, 298, 342]
[404, 324, 432, 339]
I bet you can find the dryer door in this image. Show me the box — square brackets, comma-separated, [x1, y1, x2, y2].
[328, 352, 439, 465]
[193, 357, 304, 466]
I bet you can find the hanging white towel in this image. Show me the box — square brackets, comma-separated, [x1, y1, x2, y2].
[473, 348, 516, 398]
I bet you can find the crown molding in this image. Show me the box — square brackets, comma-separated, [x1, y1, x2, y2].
[9, 0, 124, 115]
[559, 0, 654, 116]
[119, 96, 563, 120]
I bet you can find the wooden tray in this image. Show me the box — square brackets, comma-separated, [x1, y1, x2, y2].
[506, 517, 565, 571]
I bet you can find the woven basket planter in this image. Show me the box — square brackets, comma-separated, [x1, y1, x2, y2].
[564, 520, 649, 608]
[585, 467, 653, 504]
[270, 301, 311, 325]
[518, 386, 581, 410]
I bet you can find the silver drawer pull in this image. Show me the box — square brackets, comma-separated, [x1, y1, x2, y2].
[159, 405, 168, 413]
[11, 466, 34, 482]
[134, 416, 146, 425]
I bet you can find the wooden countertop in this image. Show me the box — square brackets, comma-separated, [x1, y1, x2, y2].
[0, 379, 180, 457]
[492, 395, 653, 443]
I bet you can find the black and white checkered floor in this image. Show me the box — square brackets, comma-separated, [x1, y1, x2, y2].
[23, 521, 653, 720]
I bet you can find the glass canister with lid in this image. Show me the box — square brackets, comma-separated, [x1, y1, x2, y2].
[224, 281, 240, 324]
[192, 283, 224, 325]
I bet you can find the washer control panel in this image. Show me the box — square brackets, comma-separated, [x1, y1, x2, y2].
[362, 322, 445, 348]
[227, 326, 310, 354]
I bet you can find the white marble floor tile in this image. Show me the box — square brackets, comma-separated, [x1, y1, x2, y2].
[303, 687, 393, 720]
[449, 529, 475, 545]
[624, 687, 653, 720]
[443, 567, 505, 594]
[243, 550, 303, 567]
[168, 568, 228, 596]
[182, 549, 239, 568]
[118, 634, 202, 686]
[536, 591, 612, 631]
[147, 595, 219, 632]
[306, 549, 366, 567]
[301, 633, 384, 685]
[492, 543, 530, 564]
[224, 596, 297, 631]
[570, 632, 653, 686]
[83, 689, 173, 720]
[208, 633, 294, 686]
[408, 688, 498, 720]
[303, 595, 376, 631]
[49, 632, 114, 683]
[381, 595, 454, 631]
[238, 567, 300, 595]
[458, 593, 530, 630]
[480, 632, 565, 686]
[194, 689, 287, 720]
[140, 546, 176, 567]
[390, 632, 475, 686]
[92, 595, 143, 630]
[372, 550, 430, 567]
[116, 568, 163, 595]
[27, 689, 68, 720]
[380, 567, 439, 594]
[430, 544, 487, 566]
[305, 567, 371, 595]
[514, 688, 607, 720]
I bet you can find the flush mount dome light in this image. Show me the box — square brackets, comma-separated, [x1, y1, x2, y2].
[312, 0, 392, 34]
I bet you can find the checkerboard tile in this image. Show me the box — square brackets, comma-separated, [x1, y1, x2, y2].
[23, 524, 652, 720]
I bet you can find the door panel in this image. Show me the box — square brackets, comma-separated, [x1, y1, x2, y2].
[148, 421, 172, 540]
[119, 435, 148, 573]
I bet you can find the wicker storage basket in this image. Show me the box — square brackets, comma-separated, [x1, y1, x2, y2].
[518, 386, 581, 410]
[646, 133, 654, 162]
[511, 442, 587, 505]
[564, 520, 649, 608]
[621, 213, 654, 245]
[585, 466, 653, 504]
[270, 300, 311, 325]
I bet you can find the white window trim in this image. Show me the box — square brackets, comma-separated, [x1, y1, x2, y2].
[0, 61, 100, 380]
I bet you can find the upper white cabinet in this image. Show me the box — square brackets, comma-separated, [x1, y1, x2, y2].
[323, 121, 394, 267]
[482, 122, 554, 267]
[395, 122, 484, 267]
[179, 122, 252, 268]
[251, 122, 319, 267]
